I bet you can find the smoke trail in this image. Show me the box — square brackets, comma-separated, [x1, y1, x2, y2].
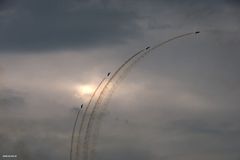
[70, 107, 82, 160]
[83, 32, 199, 160]
[75, 77, 107, 160]
[82, 49, 145, 160]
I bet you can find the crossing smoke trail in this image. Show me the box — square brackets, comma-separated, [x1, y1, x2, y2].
[83, 32, 200, 160]
[75, 77, 107, 160]
[70, 107, 82, 160]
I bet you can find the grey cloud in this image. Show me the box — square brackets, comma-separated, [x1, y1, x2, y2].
[1, 0, 239, 52]
[0, 0, 15, 10]
[168, 119, 230, 135]
[0, 104, 75, 160]
[0, 0, 140, 52]
[226, 0, 240, 5]
[0, 89, 25, 110]
[96, 146, 154, 160]
[0, 0, 240, 160]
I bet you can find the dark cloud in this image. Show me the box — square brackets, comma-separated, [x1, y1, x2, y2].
[0, 0, 13, 10]
[1, 0, 239, 52]
[0, 0, 16, 14]
[0, 0, 140, 52]
[226, 0, 240, 5]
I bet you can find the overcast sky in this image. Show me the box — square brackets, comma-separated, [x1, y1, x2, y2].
[0, 0, 240, 160]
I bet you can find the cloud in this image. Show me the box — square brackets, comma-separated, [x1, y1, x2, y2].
[1, 0, 239, 52]
[226, 0, 240, 6]
[0, 0, 140, 52]
[0, 0, 240, 160]
[0, 89, 25, 110]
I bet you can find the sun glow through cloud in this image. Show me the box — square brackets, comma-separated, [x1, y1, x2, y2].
[74, 84, 95, 101]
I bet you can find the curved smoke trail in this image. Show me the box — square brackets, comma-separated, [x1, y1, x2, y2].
[82, 49, 145, 160]
[83, 32, 200, 160]
[70, 108, 81, 160]
[75, 77, 107, 160]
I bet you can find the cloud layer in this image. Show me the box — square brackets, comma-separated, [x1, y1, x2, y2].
[0, 0, 240, 160]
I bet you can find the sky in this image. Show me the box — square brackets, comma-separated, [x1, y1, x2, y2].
[0, 0, 240, 160]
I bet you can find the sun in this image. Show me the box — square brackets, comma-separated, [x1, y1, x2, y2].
[74, 84, 95, 100]
[76, 84, 95, 95]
